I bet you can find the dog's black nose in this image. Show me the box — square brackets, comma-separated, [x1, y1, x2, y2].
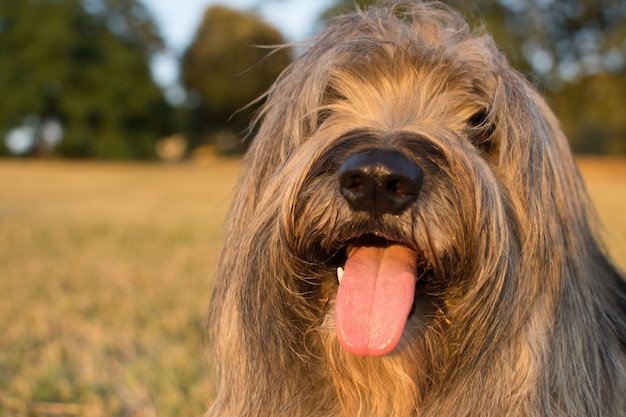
[339, 149, 422, 216]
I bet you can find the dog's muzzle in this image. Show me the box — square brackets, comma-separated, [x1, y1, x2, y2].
[334, 149, 423, 356]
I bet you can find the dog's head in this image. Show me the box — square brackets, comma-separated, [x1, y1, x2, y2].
[229, 1, 594, 358]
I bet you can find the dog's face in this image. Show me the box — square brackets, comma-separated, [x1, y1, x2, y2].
[288, 70, 507, 356]
[236, 4, 584, 360]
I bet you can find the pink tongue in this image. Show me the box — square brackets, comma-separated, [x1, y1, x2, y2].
[335, 244, 417, 356]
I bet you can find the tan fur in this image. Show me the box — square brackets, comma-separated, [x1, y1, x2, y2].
[206, 2, 626, 416]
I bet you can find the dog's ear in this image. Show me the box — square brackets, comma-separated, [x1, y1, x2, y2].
[486, 58, 599, 261]
[237, 57, 328, 208]
[490, 67, 577, 182]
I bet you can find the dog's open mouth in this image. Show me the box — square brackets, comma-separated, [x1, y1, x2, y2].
[333, 235, 419, 356]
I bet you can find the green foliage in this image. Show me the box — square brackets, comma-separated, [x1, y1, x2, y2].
[549, 73, 626, 154]
[181, 6, 292, 153]
[0, 0, 172, 159]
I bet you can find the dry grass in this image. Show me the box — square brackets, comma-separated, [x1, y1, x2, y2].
[576, 156, 626, 268]
[0, 156, 624, 417]
[0, 158, 239, 416]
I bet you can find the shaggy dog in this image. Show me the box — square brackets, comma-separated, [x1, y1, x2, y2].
[206, 2, 626, 416]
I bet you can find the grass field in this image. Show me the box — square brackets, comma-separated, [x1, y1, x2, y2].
[0, 156, 624, 417]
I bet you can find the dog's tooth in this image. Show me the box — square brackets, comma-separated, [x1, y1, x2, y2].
[337, 267, 344, 284]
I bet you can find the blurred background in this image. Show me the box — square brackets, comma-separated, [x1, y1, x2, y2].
[0, 1, 625, 416]
[1, 0, 625, 159]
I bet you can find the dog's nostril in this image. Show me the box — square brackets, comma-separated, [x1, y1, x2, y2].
[346, 175, 365, 191]
[387, 178, 411, 197]
[339, 149, 422, 216]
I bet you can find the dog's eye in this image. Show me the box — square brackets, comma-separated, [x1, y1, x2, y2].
[316, 109, 333, 129]
[468, 110, 495, 153]
[468, 110, 488, 128]
[316, 85, 347, 129]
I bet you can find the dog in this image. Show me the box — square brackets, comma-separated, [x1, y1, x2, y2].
[206, 2, 626, 416]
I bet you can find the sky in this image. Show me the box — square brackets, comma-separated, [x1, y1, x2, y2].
[141, 0, 335, 93]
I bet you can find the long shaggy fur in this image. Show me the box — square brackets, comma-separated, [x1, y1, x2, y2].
[206, 2, 626, 416]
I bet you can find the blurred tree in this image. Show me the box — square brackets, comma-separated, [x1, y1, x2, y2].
[321, 0, 626, 154]
[181, 5, 291, 154]
[550, 72, 626, 154]
[0, 0, 172, 159]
